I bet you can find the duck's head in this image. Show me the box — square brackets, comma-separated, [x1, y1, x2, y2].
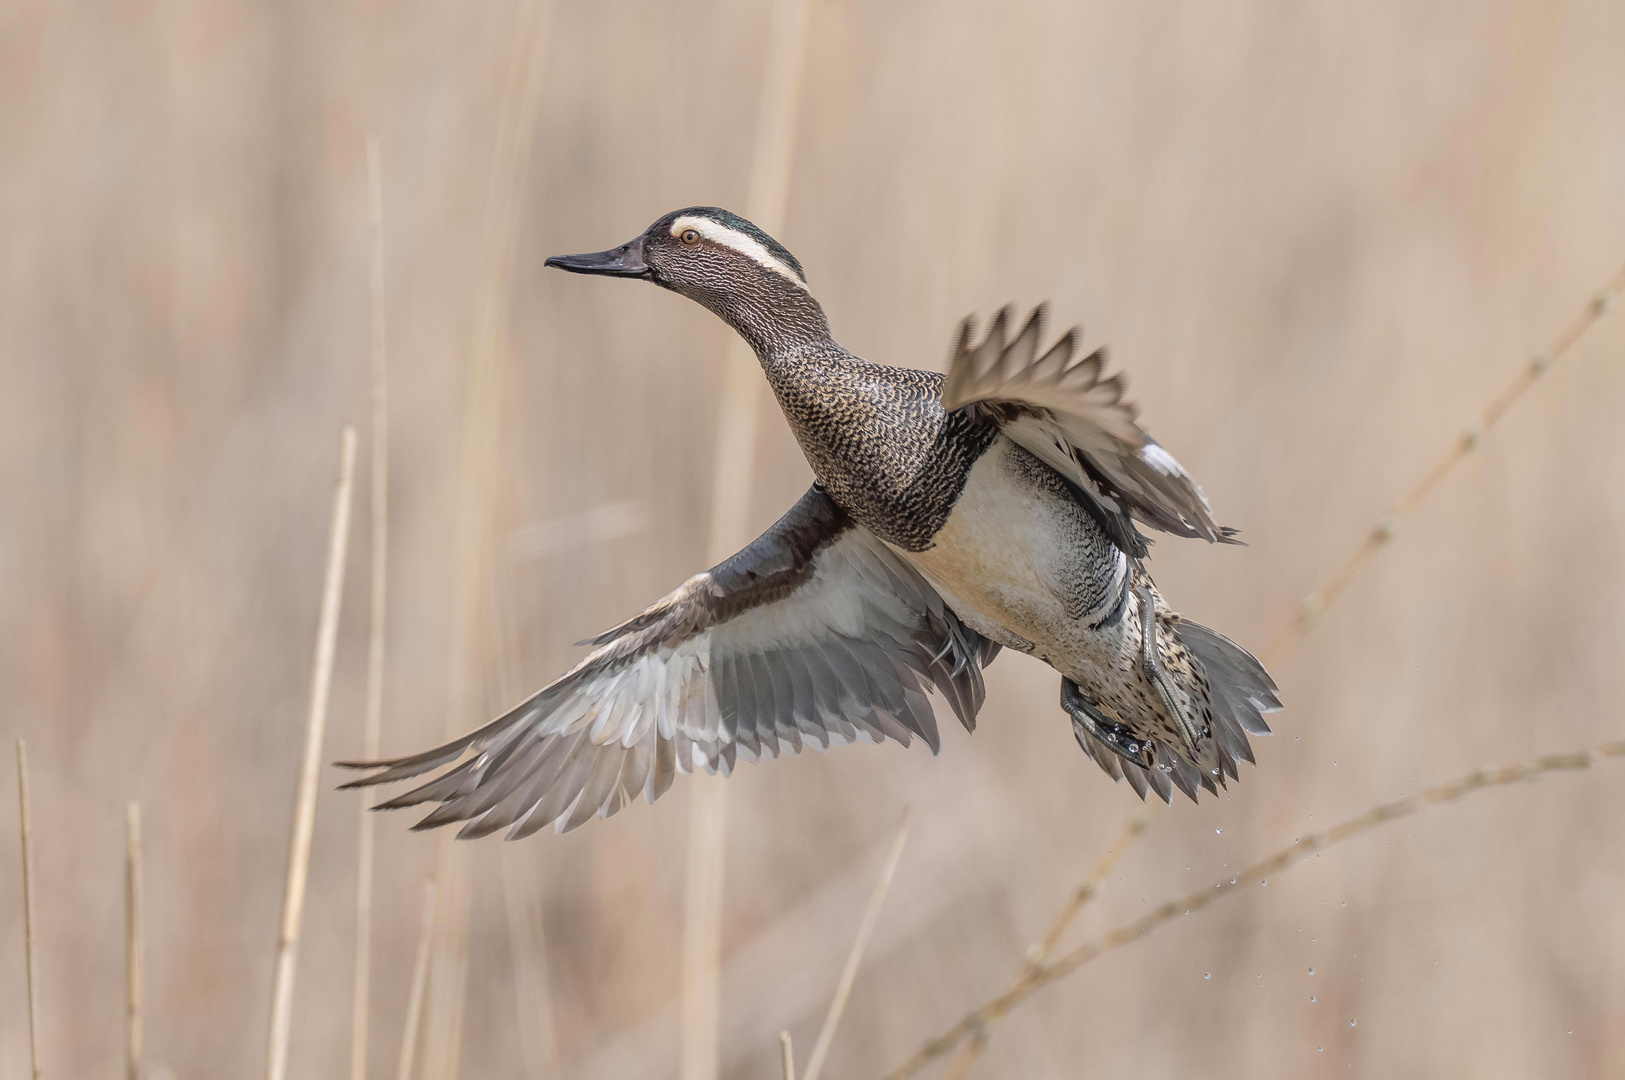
[545, 206, 828, 357]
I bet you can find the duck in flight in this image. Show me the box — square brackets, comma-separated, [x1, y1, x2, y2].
[338, 207, 1281, 836]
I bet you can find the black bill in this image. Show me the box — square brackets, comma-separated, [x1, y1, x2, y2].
[544, 236, 650, 278]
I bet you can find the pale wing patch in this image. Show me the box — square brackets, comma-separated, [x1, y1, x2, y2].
[670, 214, 807, 288]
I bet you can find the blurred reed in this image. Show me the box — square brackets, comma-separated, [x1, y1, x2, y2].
[427, 2, 552, 1073]
[351, 132, 391, 1080]
[15, 738, 41, 1080]
[397, 880, 439, 1080]
[126, 802, 144, 1080]
[780, 1032, 796, 1080]
[684, 2, 812, 1079]
[266, 426, 357, 1080]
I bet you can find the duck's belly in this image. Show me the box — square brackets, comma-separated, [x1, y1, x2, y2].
[895, 437, 1129, 672]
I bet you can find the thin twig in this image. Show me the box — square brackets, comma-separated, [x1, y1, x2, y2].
[16, 738, 41, 1080]
[878, 735, 1625, 1080]
[803, 810, 913, 1080]
[780, 1031, 797, 1080]
[684, 2, 812, 1078]
[396, 879, 439, 1080]
[352, 132, 390, 1080]
[1263, 263, 1625, 666]
[941, 808, 1157, 1077]
[1028, 808, 1156, 968]
[266, 426, 358, 1080]
[127, 802, 144, 1080]
[937, 1029, 987, 1080]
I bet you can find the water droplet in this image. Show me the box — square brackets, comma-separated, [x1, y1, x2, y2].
[1203, 972, 1211, 980]
[1317, 1046, 1324, 1053]
[1308, 967, 1315, 975]
[1341, 901, 1347, 907]
[1215, 828, 1223, 835]
[1230, 878, 1237, 885]
[1349, 1019, 1358, 1028]
[1260, 879, 1267, 886]
[1310, 996, 1317, 1003]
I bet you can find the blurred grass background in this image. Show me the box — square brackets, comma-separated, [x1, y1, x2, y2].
[4, 1, 1625, 1078]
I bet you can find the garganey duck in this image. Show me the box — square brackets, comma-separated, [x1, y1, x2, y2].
[340, 207, 1281, 835]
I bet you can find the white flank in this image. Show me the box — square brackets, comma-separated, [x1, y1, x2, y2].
[670, 214, 806, 288]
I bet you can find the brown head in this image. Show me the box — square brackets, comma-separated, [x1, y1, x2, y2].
[546, 207, 830, 358]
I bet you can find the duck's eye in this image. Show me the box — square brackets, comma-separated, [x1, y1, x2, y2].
[680, 229, 701, 246]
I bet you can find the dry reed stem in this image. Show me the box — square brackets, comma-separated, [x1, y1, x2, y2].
[15, 738, 41, 1080]
[879, 735, 1625, 1080]
[938, 808, 1158, 1078]
[1263, 262, 1625, 666]
[266, 426, 358, 1080]
[780, 1032, 797, 1080]
[497, 851, 561, 1080]
[126, 802, 144, 1080]
[680, 775, 729, 1080]
[397, 879, 439, 1080]
[803, 810, 913, 1080]
[683, 3, 812, 1078]
[428, 4, 553, 1075]
[351, 132, 390, 1080]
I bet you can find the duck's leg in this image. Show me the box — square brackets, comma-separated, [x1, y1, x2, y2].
[1137, 583, 1204, 759]
[1060, 677, 1150, 767]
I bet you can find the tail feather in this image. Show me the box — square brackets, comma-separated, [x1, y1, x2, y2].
[1179, 620, 1282, 741]
[1066, 623, 1281, 805]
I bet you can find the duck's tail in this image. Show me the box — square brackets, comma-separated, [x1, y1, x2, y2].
[1068, 619, 1281, 803]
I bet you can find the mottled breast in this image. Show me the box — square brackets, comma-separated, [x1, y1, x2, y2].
[767, 355, 998, 551]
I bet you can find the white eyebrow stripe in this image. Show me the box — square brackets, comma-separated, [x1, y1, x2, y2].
[670, 215, 806, 288]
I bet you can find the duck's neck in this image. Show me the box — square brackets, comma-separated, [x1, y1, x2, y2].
[703, 276, 835, 364]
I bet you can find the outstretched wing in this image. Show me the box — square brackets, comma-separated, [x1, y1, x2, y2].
[338, 484, 996, 838]
[942, 304, 1239, 556]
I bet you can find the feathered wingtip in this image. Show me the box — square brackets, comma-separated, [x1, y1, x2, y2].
[335, 739, 475, 790]
[333, 685, 553, 791]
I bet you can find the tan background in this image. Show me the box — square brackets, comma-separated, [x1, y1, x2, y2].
[4, 1, 1625, 1078]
